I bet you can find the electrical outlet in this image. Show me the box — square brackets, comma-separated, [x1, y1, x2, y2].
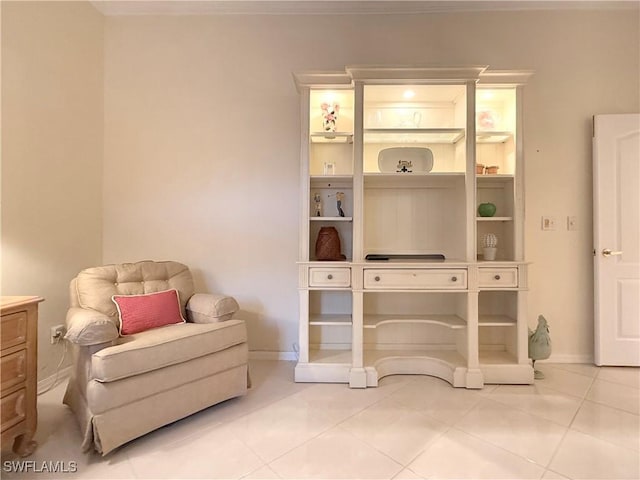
[50, 324, 66, 344]
[541, 216, 557, 231]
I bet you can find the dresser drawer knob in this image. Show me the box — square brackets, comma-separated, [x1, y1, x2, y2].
[451, 276, 458, 282]
[327, 274, 333, 280]
[494, 275, 501, 280]
[374, 276, 381, 282]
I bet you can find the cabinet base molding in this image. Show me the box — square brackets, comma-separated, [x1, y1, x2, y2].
[480, 363, 534, 384]
[294, 363, 350, 383]
[464, 368, 485, 389]
[348, 368, 368, 388]
[373, 355, 468, 387]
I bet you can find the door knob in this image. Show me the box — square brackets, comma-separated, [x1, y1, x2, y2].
[602, 248, 623, 257]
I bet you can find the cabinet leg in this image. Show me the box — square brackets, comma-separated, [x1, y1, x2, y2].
[13, 432, 37, 457]
[465, 368, 484, 389]
[349, 368, 367, 388]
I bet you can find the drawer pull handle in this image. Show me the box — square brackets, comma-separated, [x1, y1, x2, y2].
[494, 275, 501, 280]
[327, 274, 333, 280]
[451, 276, 458, 282]
[374, 276, 381, 282]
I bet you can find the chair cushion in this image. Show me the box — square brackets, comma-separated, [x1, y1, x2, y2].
[75, 261, 195, 319]
[91, 320, 247, 382]
[87, 344, 248, 414]
[113, 289, 185, 335]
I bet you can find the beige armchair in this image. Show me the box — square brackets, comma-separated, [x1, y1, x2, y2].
[63, 260, 249, 455]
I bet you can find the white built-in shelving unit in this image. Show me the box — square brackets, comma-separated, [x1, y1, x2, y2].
[295, 66, 534, 388]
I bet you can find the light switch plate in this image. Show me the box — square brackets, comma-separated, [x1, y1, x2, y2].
[541, 216, 557, 231]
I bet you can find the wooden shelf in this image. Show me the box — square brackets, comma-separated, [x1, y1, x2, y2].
[476, 216, 513, 222]
[476, 131, 513, 143]
[310, 216, 353, 222]
[364, 314, 466, 329]
[364, 128, 465, 144]
[310, 176, 353, 190]
[364, 348, 467, 367]
[477, 174, 515, 182]
[310, 132, 353, 143]
[479, 315, 517, 327]
[363, 172, 465, 188]
[309, 314, 352, 326]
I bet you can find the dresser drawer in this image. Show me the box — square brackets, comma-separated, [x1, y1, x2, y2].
[364, 269, 467, 290]
[1, 388, 26, 432]
[1, 350, 27, 391]
[1, 311, 27, 350]
[309, 268, 351, 287]
[478, 268, 518, 288]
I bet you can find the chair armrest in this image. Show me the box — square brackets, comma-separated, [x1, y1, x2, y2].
[186, 293, 239, 323]
[65, 307, 119, 346]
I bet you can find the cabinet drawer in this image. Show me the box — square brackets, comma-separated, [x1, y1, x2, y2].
[1, 388, 26, 432]
[478, 268, 518, 288]
[309, 268, 351, 287]
[1, 350, 27, 391]
[1, 312, 27, 350]
[364, 269, 467, 290]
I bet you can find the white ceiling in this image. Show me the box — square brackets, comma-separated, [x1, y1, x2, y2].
[90, 0, 639, 16]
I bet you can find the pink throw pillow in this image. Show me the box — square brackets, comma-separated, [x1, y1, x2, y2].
[112, 289, 185, 335]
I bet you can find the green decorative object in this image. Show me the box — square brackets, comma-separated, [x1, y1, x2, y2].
[528, 315, 552, 379]
[478, 202, 497, 217]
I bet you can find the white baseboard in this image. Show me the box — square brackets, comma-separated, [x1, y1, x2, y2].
[37, 366, 72, 395]
[538, 353, 594, 364]
[249, 351, 298, 361]
[247, 351, 595, 365]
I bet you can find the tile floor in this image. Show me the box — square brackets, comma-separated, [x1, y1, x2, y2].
[1, 361, 639, 479]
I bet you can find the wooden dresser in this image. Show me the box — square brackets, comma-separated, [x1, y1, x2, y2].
[1, 296, 42, 456]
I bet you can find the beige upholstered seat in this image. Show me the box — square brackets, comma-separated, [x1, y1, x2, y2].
[63, 260, 249, 455]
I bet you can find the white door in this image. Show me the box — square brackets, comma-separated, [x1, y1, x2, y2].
[593, 114, 640, 366]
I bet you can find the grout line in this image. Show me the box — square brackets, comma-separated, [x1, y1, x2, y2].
[580, 396, 640, 417]
[482, 384, 582, 429]
[543, 370, 599, 472]
[446, 423, 550, 473]
[541, 468, 571, 480]
[530, 364, 595, 400]
[595, 367, 640, 390]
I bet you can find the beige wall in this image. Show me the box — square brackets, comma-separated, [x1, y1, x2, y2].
[1, 2, 104, 380]
[2, 5, 638, 373]
[102, 9, 638, 360]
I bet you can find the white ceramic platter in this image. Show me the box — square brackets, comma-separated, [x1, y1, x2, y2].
[378, 147, 434, 173]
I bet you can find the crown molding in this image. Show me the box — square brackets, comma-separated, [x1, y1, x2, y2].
[90, 0, 639, 17]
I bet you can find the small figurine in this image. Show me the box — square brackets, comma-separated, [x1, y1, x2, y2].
[336, 192, 345, 217]
[320, 102, 340, 133]
[396, 160, 413, 173]
[528, 315, 552, 379]
[314, 193, 322, 217]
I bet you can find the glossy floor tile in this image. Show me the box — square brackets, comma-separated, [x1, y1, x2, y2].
[1, 361, 638, 479]
[454, 397, 567, 465]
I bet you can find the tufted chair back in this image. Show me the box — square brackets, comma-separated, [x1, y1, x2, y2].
[70, 261, 195, 319]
